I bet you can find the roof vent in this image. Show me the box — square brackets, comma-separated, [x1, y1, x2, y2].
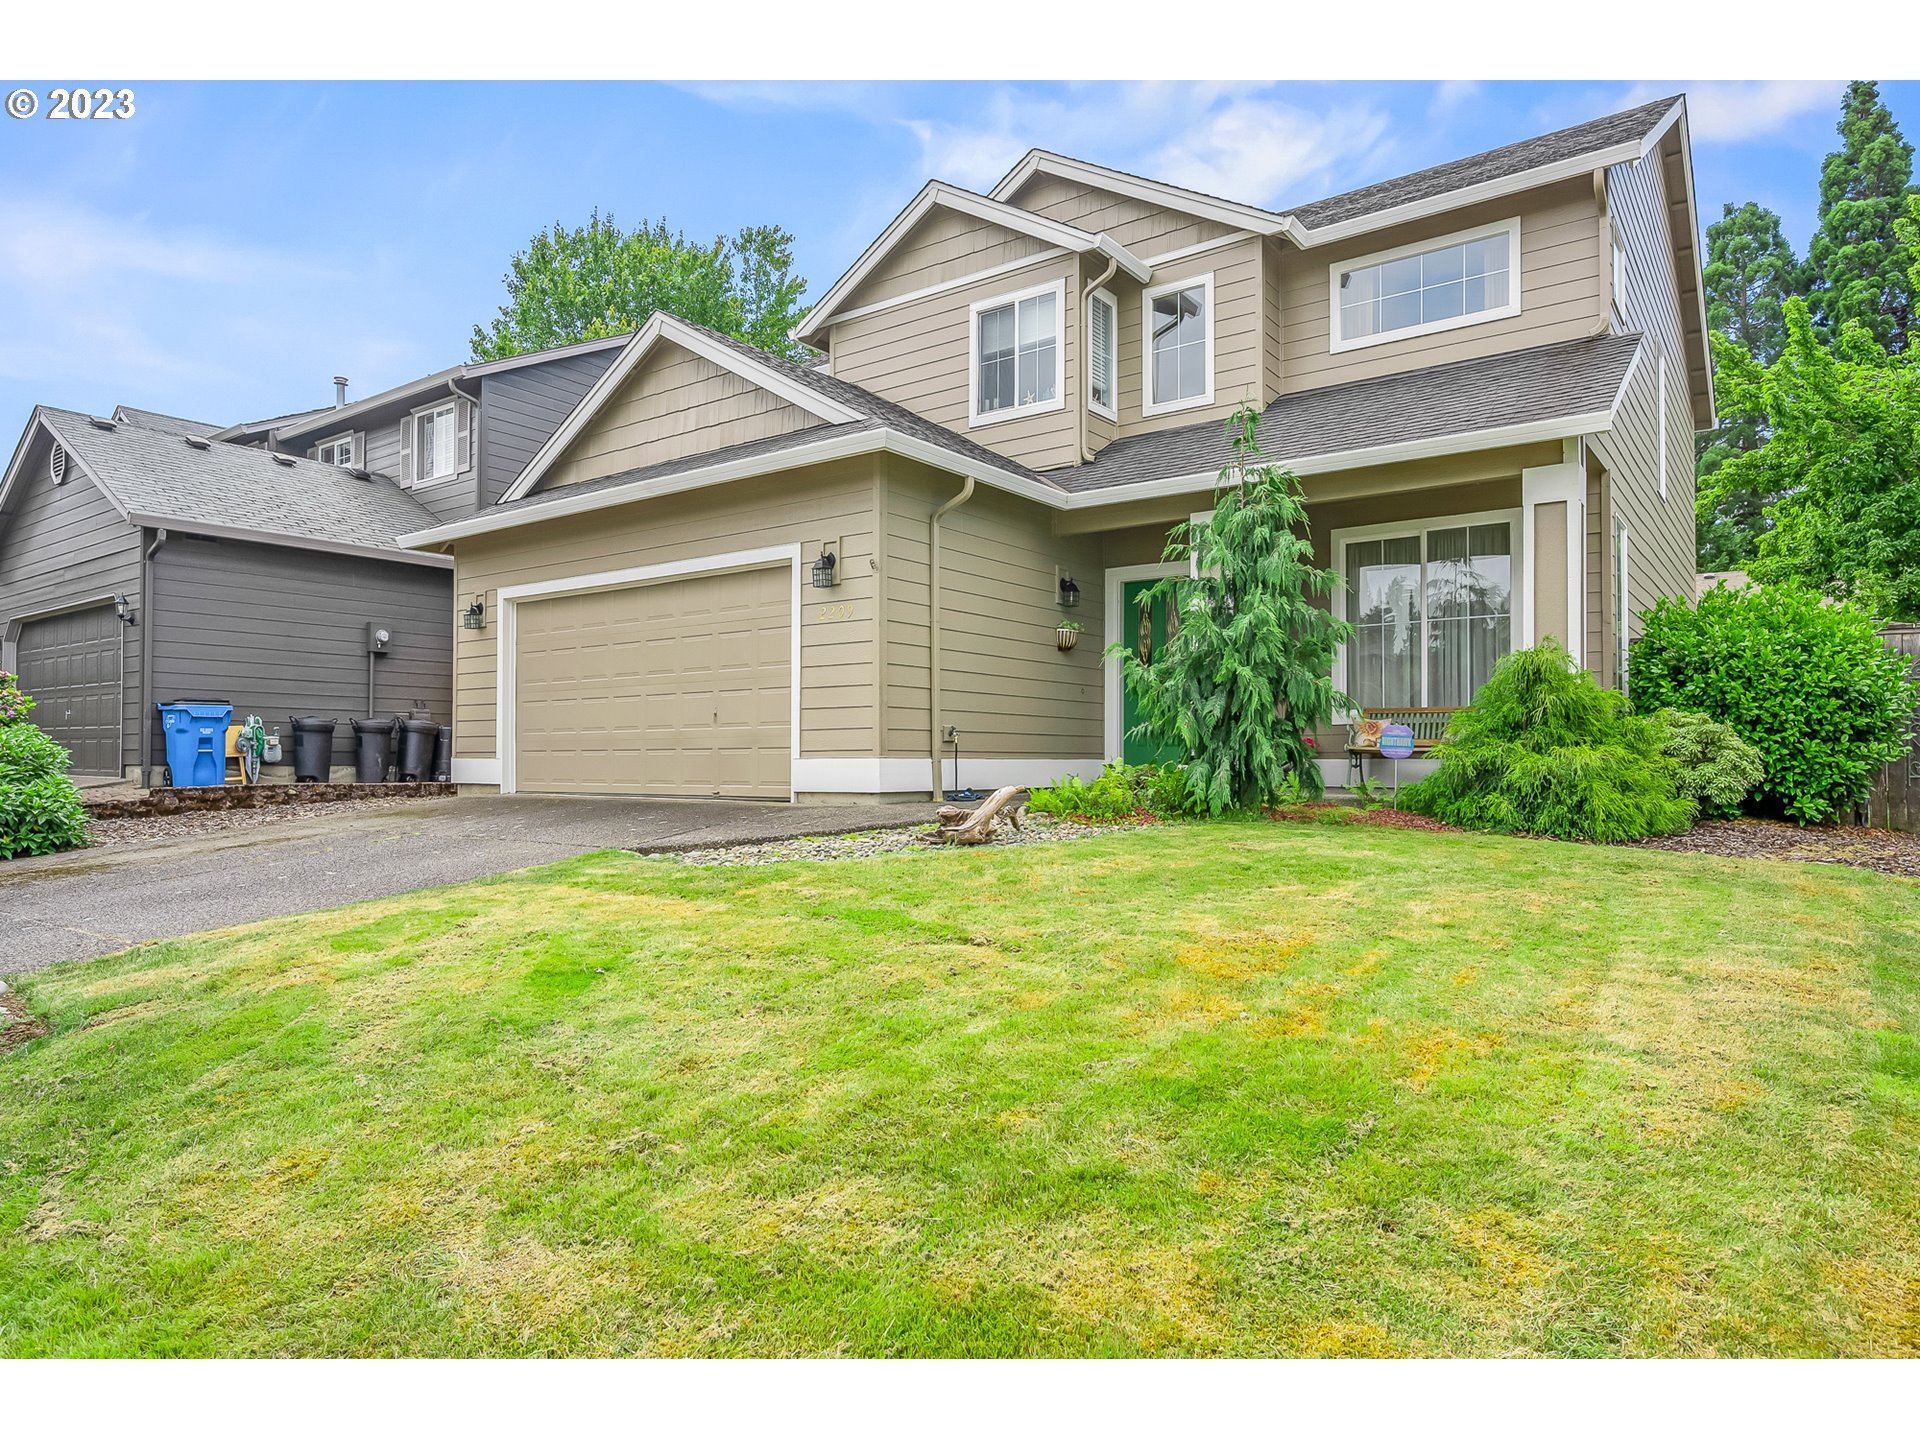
[270, 453, 296, 467]
[50, 444, 67, 484]
[184, 436, 212, 451]
[89, 416, 116, 431]
[333, 376, 349, 408]
[346, 467, 372, 481]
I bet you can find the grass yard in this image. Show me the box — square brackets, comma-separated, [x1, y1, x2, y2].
[4, 819, 1919, 1356]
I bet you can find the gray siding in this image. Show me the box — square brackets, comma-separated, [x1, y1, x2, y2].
[150, 536, 453, 770]
[0, 431, 145, 773]
[480, 350, 619, 506]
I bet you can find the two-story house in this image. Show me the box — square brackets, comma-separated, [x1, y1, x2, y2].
[399, 95, 1709, 802]
[0, 336, 625, 781]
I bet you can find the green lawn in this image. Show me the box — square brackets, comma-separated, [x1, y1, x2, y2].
[4, 819, 1919, 1356]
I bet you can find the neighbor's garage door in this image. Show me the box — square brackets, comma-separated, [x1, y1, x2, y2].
[16, 605, 122, 774]
[514, 565, 791, 799]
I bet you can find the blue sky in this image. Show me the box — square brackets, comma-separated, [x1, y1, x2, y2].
[2, 79, 1912, 432]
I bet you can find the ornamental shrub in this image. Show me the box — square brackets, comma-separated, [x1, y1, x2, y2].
[0, 722, 89, 858]
[1029, 761, 1200, 823]
[1629, 583, 1918, 824]
[0, 669, 34, 727]
[1647, 709, 1766, 818]
[1401, 640, 1695, 841]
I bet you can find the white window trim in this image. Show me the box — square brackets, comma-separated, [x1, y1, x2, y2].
[1141, 271, 1216, 418]
[1328, 506, 1526, 716]
[409, 398, 462, 487]
[967, 277, 1068, 429]
[1087, 286, 1118, 422]
[1611, 227, 1630, 323]
[1614, 519, 1631, 693]
[310, 431, 359, 467]
[1327, 217, 1523, 355]
[1657, 351, 1669, 499]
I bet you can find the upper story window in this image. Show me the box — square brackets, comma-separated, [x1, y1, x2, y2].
[1330, 218, 1521, 354]
[969, 279, 1063, 427]
[401, 398, 467, 485]
[1143, 272, 1214, 418]
[1088, 288, 1117, 421]
[310, 433, 357, 467]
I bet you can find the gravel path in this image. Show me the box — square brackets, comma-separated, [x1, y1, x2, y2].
[653, 815, 1143, 866]
[82, 794, 442, 848]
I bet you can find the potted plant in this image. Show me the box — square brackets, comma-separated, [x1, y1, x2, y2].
[1056, 619, 1082, 651]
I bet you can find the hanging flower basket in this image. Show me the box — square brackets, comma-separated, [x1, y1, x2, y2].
[1056, 622, 1081, 651]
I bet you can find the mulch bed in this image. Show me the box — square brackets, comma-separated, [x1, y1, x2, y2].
[1628, 818, 1920, 881]
[0, 984, 49, 1054]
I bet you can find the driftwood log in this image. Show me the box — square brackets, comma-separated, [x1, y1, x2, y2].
[918, 785, 1030, 845]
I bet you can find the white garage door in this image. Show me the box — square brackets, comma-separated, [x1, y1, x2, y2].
[513, 565, 791, 799]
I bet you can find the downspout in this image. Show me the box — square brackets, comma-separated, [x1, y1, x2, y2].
[449, 375, 483, 510]
[1079, 254, 1119, 464]
[139, 527, 167, 786]
[928, 475, 975, 800]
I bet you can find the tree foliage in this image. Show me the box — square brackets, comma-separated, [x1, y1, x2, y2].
[1116, 404, 1350, 814]
[1629, 583, 1918, 824]
[1701, 297, 1920, 619]
[1803, 81, 1917, 352]
[470, 211, 811, 362]
[1399, 641, 1695, 842]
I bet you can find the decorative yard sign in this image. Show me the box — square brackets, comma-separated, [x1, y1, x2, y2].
[1378, 723, 1414, 806]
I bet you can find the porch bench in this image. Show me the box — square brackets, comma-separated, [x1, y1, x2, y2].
[1345, 706, 1460, 786]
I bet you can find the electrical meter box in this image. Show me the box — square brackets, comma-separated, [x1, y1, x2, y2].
[366, 622, 394, 653]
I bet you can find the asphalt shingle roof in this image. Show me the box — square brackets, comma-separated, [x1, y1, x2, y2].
[111, 406, 225, 439]
[41, 408, 439, 552]
[1286, 96, 1681, 230]
[1054, 333, 1644, 494]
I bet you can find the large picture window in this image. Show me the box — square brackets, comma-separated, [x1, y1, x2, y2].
[1330, 219, 1521, 353]
[970, 280, 1062, 425]
[1342, 519, 1515, 709]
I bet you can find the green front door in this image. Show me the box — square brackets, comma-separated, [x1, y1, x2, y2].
[1121, 579, 1184, 765]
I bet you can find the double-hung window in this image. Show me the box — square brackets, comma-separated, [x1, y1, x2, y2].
[310, 433, 356, 467]
[1331, 219, 1520, 352]
[413, 401, 458, 483]
[970, 280, 1062, 425]
[1143, 273, 1213, 416]
[1087, 288, 1117, 420]
[1342, 518, 1516, 709]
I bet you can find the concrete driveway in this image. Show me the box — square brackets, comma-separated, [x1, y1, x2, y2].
[1, 794, 935, 975]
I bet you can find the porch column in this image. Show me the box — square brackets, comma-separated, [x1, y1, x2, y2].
[1522, 452, 1586, 662]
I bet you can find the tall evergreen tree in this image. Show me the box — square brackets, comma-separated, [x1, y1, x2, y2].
[1696, 203, 1801, 569]
[1802, 81, 1917, 352]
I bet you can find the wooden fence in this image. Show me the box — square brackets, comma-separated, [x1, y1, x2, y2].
[1862, 625, 1920, 832]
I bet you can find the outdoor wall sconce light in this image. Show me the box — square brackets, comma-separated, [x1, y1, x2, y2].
[113, 593, 136, 626]
[1057, 572, 1081, 609]
[462, 594, 487, 630]
[811, 549, 839, 589]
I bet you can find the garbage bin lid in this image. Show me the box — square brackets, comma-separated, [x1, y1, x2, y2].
[400, 717, 440, 733]
[290, 715, 339, 727]
[159, 698, 232, 706]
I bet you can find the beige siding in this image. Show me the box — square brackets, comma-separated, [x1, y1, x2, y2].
[1533, 500, 1570, 648]
[1110, 235, 1268, 439]
[841, 207, 1054, 311]
[1262, 238, 1286, 406]
[542, 341, 822, 490]
[449, 458, 882, 762]
[1006, 173, 1239, 257]
[831, 253, 1083, 473]
[1277, 178, 1605, 395]
[1598, 149, 1699, 672]
[881, 465, 1105, 761]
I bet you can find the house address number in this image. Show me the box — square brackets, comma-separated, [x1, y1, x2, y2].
[815, 602, 855, 622]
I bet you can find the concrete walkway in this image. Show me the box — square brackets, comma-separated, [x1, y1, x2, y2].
[1, 794, 936, 975]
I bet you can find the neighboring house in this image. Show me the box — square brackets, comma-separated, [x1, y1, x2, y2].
[0, 335, 631, 784]
[0, 407, 452, 781]
[398, 95, 1709, 802]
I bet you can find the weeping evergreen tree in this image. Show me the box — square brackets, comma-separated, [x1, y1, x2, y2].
[1116, 403, 1351, 813]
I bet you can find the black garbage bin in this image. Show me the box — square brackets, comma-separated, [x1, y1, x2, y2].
[396, 717, 439, 782]
[289, 716, 338, 783]
[432, 725, 452, 783]
[352, 717, 396, 783]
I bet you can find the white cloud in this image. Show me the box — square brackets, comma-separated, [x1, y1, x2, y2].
[1611, 80, 1844, 143]
[1431, 80, 1481, 116]
[0, 196, 324, 291]
[1144, 99, 1393, 209]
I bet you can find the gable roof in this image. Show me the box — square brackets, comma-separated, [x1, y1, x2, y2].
[1283, 95, 1685, 243]
[793, 180, 1151, 345]
[110, 406, 224, 439]
[400, 327, 1642, 549]
[1055, 333, 1644, 497]
[989, 150, 1292, 236]
[4, 408, 448, 566]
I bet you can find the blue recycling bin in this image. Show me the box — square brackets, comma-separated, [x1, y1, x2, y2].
[157, 700, 232, 787]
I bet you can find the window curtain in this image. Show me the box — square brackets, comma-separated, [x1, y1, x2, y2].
[1425, 523, 1512, 707]
[1346, 536, 1422, 708]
